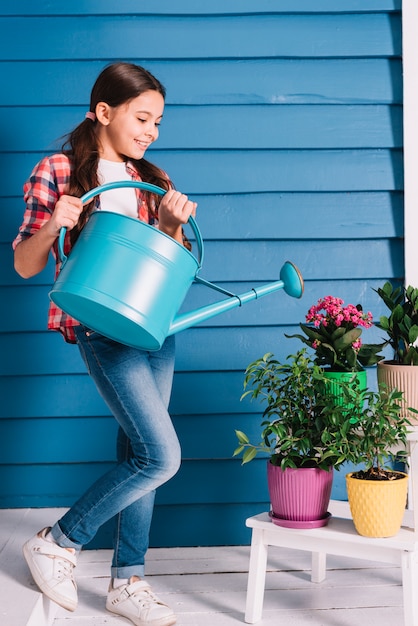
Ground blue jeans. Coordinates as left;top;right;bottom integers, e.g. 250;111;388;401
49;328;180;578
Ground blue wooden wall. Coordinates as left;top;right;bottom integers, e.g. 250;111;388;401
0;1;403;547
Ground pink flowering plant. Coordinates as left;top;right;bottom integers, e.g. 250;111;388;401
288;296;385;372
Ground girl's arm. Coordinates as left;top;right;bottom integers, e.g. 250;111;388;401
14;195;83;279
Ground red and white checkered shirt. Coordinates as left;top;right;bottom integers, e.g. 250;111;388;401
13;154;156;343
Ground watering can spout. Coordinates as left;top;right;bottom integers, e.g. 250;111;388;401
168;261;304;337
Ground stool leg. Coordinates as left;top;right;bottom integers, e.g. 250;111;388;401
311;551;327;583
245;529;268;623
401;550;418;626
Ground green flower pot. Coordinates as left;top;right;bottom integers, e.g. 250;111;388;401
323;370;367;408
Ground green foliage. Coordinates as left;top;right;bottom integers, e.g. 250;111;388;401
347;383;414;477
291;323;384;371
233;350;362;471
375;282;418;365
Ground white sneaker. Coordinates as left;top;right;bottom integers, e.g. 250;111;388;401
106;577;176;626
23;527;77;611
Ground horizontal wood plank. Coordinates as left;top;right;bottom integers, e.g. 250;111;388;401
156;149;404;194
0;1;401;16
0;59;402;106
191;191;404;240
0;413;267;464
0;372;258;418
0;14;400;60
0;458;270;506
1;105;403;153
149;502;265;547
1;149;403;198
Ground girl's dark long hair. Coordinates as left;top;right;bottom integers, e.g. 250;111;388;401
62;63;172;245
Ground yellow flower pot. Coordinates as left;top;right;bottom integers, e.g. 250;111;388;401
346;471;408;537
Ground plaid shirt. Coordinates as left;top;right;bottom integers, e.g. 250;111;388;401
13;154;155;343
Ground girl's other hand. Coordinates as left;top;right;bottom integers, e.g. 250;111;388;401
14;194;84;279
46;195;84;237
157;190;197;241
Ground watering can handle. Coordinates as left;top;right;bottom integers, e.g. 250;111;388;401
57;180;203;266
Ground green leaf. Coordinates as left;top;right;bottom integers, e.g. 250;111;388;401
333;328;361;350
235;430;250;444
233;445;244;457
298;324;324;342
409;325;418;344
242;448;257;464
392;304;405;324
331;327;346;340
377;315;390;331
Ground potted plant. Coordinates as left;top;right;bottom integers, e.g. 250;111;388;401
287;296;385;400
345;382;414;537
234;349;361;528
375;282;418;423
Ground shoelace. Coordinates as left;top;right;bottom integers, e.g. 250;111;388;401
56;557;75;581
131;587;164;609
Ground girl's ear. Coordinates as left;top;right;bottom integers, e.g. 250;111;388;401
95;102;111;126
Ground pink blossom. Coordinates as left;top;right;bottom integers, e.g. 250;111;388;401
306;296;374;332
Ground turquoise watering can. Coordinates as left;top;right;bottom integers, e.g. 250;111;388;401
49;181;304;350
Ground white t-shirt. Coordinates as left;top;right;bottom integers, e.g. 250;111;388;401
97;159;138;218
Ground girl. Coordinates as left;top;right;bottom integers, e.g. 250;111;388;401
13;62;197;626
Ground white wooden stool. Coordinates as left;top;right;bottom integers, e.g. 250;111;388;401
244;431;418;625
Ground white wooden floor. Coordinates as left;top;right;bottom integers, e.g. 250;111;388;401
0;507;405;626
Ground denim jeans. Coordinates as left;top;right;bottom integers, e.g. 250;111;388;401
49;327;180;578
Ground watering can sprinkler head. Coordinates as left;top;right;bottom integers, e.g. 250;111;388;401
280;261;304;299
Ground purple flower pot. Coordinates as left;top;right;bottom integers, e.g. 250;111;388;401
267;462;333;524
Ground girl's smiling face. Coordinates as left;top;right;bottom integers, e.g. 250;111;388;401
96;90;165;162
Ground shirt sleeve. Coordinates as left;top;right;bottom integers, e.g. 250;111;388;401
12;156;60;250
